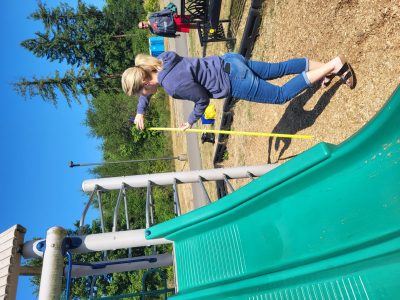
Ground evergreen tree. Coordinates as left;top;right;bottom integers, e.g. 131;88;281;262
29;0;104;31
14;69;81;106
22;0;108;68
22;0;146;70
14;67;120;106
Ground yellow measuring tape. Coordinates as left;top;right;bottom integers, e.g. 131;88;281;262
148;127;313;139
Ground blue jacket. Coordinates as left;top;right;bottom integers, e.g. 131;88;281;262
137;51;231;125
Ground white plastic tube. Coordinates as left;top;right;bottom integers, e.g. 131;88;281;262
23;229;171;259
82;164;276;192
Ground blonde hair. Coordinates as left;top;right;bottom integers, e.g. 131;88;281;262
121;54;163;97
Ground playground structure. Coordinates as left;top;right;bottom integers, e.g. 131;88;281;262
2;85;400;299
1;165;275;299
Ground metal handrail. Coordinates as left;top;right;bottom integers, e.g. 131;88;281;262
112;184;126;232
247;171;255;181
96;190;108;259
89;275;98;300
173;178;181;216
146;181;152;229
123;188;130;232
223;174;235;193
79;186;98;234
149;190;155;227
198;176;211;204
97;190;105;234
122;187;132;257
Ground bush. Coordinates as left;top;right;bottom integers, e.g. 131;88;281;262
143;0;160;14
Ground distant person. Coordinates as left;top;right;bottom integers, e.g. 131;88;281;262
121;51;355;130
138;9;197;38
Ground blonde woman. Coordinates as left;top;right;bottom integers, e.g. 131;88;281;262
122;51;355;130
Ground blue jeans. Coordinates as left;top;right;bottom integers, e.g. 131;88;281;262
222;53;311;104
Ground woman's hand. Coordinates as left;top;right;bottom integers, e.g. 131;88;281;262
134;114;145;130
179;122;192;131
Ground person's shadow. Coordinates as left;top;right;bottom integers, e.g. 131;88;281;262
267;80;342;163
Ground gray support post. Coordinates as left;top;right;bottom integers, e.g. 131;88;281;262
96;190;107;259
198;176;212;204
97;190;105;234
89;276;98;300
173;178;181;216
123;187;130;232
247;171;255;181
223;174;235;193
146;181;152;229
112;184;126;232
149;188;155;227
80;188;97;234
122;187;132;257
38;226;67;300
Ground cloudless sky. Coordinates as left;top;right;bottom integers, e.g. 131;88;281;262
0;1;105;298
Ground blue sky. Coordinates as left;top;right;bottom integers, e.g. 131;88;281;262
0;1;104;298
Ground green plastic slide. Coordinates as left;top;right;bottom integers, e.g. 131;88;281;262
146;86;400;299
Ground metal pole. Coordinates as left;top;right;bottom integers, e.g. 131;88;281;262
223;174;235;193
80;188;97;234
198;176;212;204
69;154;187;168
145;181;152;229
38;226;67;300
112;184;125;232
173;178;181;216
97;190;105;233
122;187;132;258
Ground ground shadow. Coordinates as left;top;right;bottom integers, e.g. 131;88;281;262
267;81;343;163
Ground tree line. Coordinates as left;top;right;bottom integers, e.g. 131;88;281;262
20;0;176;298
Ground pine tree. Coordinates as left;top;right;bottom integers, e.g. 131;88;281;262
13;67;120;106
22;0;108;68
29;0;104;31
